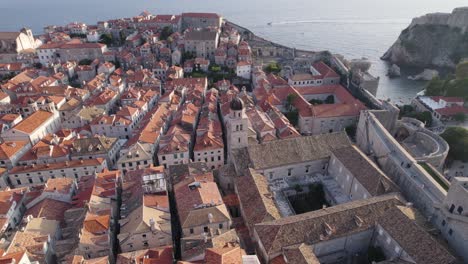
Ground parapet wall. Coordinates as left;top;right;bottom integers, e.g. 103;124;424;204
398;118;449;169
357;111;447;218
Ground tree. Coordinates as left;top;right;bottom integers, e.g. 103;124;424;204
119;31;126;44
182;51;196;62
454;112;467;122
99;33;113;46
160;26;173;41
264;62;281;74
413;111;433;126
324;95;335;104
286;93;297;111
345;124;357;140
78;59;93;65
285;110;299;127
110;60;121;69
455;61;468;79
441;127;468;162
309;99;323;105
209;64;221;73
33;62;43;69
69;33;86;39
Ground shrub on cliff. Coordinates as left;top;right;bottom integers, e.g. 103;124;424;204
425;76;468;100
456;61;468;79
441;127;468;162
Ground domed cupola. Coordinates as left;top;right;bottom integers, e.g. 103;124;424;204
230;97;244;111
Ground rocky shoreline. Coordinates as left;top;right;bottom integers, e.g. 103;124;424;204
382;7;468;69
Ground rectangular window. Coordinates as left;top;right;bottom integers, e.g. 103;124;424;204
190;228;194;234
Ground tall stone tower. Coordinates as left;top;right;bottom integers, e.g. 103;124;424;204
226;97;248;162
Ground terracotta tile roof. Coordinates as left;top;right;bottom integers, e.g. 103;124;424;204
25;198;72;223
83;256;110;264
282;244;320;264
117;246;173;264
0;141;29;160
430;96;464;103
93;170;119;198
71;175;95;208
158;125;191;154
0;189;25;215
83;214;110;234
312;61;340;79
182;13;221;19
44;177;75;194
235;169;280;231
234;132;351;170
378;206;457;264
175;177;230;228
435;105;468;117
12;110;54;134
332;146;399;196
6;231;49;262
60;41;105;49
9;158;105;174
144;194;169;209
194;132;224;151
292;85;367;118
19;140;69;162
0;251;28;264
255;195;403;256
0;113;20;123
205;245;243;264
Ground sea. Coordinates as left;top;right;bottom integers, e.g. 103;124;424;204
0;0;466;103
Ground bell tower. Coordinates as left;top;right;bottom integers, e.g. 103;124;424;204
226;97;249;162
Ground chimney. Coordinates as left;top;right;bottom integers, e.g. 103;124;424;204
208;213;213;223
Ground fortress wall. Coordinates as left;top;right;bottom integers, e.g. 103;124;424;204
410;7;468;32
357;111;447;218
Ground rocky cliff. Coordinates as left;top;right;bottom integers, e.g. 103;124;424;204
382;7;468;68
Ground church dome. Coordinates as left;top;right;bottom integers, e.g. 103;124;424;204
230;97;244;111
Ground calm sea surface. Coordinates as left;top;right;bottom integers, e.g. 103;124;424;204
1;0;466;102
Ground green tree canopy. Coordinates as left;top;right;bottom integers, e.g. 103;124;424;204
286;93;297;111
99;33;113;46
454;113;466;122
160;26;173;41
264;62;281;74
324;95;335;104
456;61;468;79
78;59;93;65
441;127;468;162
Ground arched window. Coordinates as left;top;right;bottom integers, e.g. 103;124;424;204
457;206;463;215
449;204;455;213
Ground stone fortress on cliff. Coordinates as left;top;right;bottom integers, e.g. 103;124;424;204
410;7;468;33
